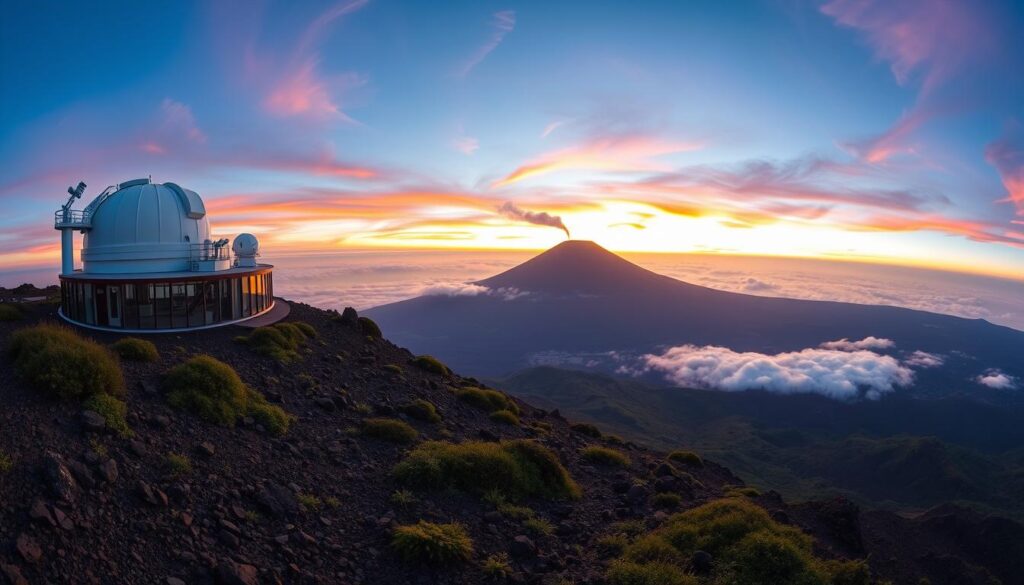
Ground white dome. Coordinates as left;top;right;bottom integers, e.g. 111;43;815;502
232;233;259;257
82;180;212;274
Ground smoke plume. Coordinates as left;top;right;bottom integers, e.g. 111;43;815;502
498;202;570;239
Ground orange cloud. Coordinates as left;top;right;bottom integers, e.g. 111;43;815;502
985;123;1024;215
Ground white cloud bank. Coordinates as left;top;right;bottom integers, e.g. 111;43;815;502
975;370;1018;390
640;337;917;400
904;350;944;368
819;336;895;351
419;283;527;301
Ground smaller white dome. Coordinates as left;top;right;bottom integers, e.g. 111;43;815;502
232;233;259;257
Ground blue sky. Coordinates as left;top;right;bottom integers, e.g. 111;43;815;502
1;0;1023;277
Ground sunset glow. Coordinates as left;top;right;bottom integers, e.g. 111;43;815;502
1;0;1023;282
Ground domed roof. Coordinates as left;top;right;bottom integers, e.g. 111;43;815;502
82;179;213;274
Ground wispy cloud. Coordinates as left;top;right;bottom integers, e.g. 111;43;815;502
453;135;480;155
986;121;1024;216
822;0;993;164
493;136;701;187
456;10;516;78
261;0;369;120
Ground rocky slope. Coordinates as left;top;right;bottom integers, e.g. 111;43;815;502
0;300;1020;584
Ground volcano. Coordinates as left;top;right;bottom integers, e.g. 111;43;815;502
366;241;1024;388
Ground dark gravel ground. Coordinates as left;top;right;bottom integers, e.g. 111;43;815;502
0;299;1019;585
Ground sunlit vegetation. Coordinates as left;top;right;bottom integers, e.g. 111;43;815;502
9;324;124;398
164;453;192;476
237;322;314;362
163;355;292;435
111;337;159;362
457;387;520;414
83;393;131;436
401;399;442;423
412;355;450;375
581;446;631;467
394;439;580;500
604;498;869;585
392;521;473;566
361;418;419;443
668;450;703;468
490;409;520;425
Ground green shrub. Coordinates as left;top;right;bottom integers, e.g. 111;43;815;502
0;304;23;321
412;355;450;375
165;453;192;476
606;560;695;585
581;446;631;467
9;324;124;398
651;493;682;510
401;399;441;423
457;387;519;415
571;422;602;438
164;355;291;434
482;553;512;579
394;439;580;500
725;486;762;498
390;489;417;509
293;321;317;338
83;393;131;436
362;418;418;443
297;493;322;510
358;316;382;338
490;409;520;425
597;534;629;558
497;502;534;520
384;364;404;375
0;450;12;473
392;521;473;566
240;322;313;362
249;399;292;436
605;498;865;585
523;517;554;536
667;450;703;468
111;337;159;362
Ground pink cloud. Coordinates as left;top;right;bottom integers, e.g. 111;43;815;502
985;122;1024;215
822;0;993;164
456;10;516;78
259;0;369;120
493;135;702;187
821;0;988;94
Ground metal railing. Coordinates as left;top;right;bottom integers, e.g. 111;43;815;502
188;242;232;271
54;209;92;228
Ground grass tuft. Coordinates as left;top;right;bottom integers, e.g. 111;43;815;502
83;393;132;437
457;387;519;415
489;409;520;426
238;322;313;363
401;399;442;423
412;355;450;375
394;439;580;501
392;521;473;566
163;355;292;435
165;453;192;476
581;446;631;467
570;422;602;438
9;324;124;398
0;304;23;321
358;316;382;338
667;450;703;468
362;418;419;443
111;337;159;362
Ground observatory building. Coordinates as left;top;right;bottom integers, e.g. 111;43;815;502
54;178;274;331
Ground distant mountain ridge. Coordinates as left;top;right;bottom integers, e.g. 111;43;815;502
367;241;1024;398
